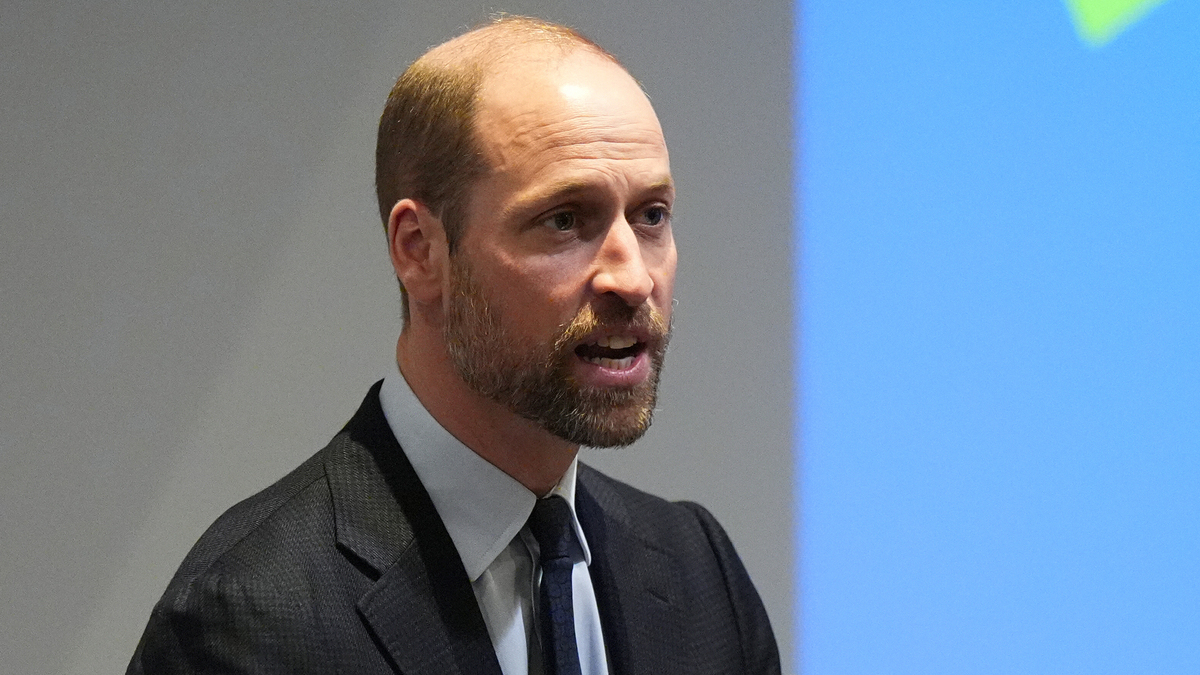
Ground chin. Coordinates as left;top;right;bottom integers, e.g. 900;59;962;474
547;398;656;448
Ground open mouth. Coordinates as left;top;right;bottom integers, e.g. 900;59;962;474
574;335;645;370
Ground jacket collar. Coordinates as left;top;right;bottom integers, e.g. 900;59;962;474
324;383;503;675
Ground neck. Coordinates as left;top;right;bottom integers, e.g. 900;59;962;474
395;328;578;497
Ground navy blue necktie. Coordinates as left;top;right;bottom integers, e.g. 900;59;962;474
528;496;583;675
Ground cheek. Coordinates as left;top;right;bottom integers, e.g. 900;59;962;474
490;258;583;329
650;244;678;305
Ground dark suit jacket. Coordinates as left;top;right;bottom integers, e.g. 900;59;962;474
127;383;780;674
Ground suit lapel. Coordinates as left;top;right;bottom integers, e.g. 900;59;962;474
576;468;688;675
356;535;500;675
325;385;502;675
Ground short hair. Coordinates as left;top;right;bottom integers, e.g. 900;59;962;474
374;16;621;320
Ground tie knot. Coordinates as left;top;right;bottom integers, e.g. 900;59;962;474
529;496;576;563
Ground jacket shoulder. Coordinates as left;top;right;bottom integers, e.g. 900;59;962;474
576;463;782;675
171;447;333;584
127;397;402;675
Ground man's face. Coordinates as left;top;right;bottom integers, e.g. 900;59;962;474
442;49;677;447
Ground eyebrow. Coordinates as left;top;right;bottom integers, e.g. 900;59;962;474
643;178;676;196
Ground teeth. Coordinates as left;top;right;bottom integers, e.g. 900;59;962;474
584;356;635;370
592;335;637;349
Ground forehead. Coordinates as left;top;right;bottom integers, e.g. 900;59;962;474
472;50;669;174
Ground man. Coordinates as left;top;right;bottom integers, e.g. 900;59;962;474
128;16;779;675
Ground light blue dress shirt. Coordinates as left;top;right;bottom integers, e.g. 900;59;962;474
379;363;610;675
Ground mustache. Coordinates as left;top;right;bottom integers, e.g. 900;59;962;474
553;301;670;353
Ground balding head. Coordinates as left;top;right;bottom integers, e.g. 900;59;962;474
375;17;623;248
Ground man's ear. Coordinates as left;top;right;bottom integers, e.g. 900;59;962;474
387;198;448;307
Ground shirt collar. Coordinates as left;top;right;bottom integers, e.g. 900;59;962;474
378;361;591;581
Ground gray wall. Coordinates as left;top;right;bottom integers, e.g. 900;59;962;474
1;2;795;673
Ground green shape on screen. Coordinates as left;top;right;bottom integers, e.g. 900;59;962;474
1065;0;1170;45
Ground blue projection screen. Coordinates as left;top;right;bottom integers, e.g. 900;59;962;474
799;1;1199;672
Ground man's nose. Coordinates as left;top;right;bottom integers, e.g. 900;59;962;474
590;220;654;307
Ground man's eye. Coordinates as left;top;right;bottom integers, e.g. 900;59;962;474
542;211;577;231
642;206;670;226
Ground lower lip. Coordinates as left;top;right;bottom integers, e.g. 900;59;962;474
573;349;651;387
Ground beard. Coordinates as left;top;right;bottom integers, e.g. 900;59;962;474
443;256;671;448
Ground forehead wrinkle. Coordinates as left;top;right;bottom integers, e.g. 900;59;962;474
496;139;669;176
483;117;667;172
